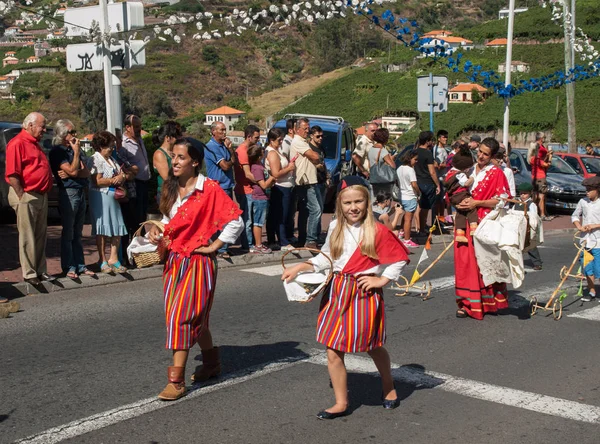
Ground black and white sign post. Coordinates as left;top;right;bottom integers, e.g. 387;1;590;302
65;1;145;132
417;75;449;135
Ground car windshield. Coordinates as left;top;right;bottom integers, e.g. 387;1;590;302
582;157;600;174
548;156;578;175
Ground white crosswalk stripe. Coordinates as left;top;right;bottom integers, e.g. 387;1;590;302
240;264;284;276
568;304;600;321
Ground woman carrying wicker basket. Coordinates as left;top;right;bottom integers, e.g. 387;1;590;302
148;138;243;401
282;176;410;420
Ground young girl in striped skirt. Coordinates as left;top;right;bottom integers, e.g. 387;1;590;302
148;139;243;401
282;176;410;419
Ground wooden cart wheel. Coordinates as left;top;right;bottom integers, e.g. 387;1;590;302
553;299;563;320
529;297;538;316
394;275;410;297
559;266;568;280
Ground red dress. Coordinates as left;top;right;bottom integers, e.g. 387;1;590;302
454;164;510;320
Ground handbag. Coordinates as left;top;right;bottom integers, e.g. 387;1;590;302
113;186;129;203
369;148;396;184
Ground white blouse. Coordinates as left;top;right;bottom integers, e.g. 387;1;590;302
160;174;244;244
309;219;407;281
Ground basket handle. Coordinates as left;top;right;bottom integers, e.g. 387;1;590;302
133;220;164;238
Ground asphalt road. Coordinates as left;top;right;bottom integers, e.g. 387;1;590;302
1;232;600;444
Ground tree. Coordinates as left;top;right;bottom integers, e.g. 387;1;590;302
471;88;483;105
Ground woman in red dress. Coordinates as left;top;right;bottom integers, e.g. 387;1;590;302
454;138;511;319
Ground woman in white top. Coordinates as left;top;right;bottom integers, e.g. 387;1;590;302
148;138;243;401
396;149;420;247
265;128;296;251
88;131;129;274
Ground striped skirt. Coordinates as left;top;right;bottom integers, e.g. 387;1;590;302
163;252;217;350
316;273;386;353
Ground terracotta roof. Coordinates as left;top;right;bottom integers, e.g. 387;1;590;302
0;76;7;81
423;30;452;37
439;36;473;44
449;83;488;93
5;51;16;54
205;106;245;115
486;38;508;46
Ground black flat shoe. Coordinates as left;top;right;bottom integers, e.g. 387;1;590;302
316;409;350;420
382;397;400;409
39;273;57;282
25;277;41;286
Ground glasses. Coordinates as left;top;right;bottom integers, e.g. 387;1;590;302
68;129;77;135
314;135;323;139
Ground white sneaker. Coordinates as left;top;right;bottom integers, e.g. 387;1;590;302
280;245;296;252
581;293;596;302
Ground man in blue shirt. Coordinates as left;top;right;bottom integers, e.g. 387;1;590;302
205;121;236;258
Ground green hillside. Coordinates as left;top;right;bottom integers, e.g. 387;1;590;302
279;38;600;144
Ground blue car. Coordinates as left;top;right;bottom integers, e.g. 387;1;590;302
272;114;355;210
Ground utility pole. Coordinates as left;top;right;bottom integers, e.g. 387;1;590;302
502;0;515;148
100;0;114;133
563;0;577;153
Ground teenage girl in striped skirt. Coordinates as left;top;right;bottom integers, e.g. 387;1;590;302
282;176;410;420
148;139;243;401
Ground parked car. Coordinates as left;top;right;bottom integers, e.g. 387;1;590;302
0;122;57;216
509;149;586;211
272;114;355;210
554;152;600;178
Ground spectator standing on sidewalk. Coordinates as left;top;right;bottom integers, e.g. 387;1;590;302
367;128;397;197
5;112;56;286
233;124;261;250
205;121;236;258
396;149;420;247
265;128;296;251
309;125;328;239
414;131;441;234
248;145;276;253
290;118;322;248
585;143;600;157
529;132;552;220
152;121;182;203
120;114;151;226
433;130;449;222
89;131;129;274
49;119;95;279
281;118;296;160
352;122;378;178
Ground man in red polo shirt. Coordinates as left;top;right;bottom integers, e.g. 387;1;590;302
5;112;55;285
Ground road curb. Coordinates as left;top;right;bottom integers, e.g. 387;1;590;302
0;249;317;299
0;228;576;298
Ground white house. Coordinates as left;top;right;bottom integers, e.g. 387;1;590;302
499;7;528;19
449;83;489;104
498;61;530;73
380;116;417;136
204;106;246;131
420;35;473;57
25;56;40;64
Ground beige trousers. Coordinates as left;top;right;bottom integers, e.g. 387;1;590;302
8;188;48;279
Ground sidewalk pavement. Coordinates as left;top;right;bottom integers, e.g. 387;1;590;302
0;213;575;299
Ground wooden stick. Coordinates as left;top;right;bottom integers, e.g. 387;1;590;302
544;247;581;309
413;240;455;283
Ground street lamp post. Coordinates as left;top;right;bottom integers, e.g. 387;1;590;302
502;0;515;149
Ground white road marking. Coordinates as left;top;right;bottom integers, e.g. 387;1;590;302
18;348;600;443
307;352;600;425
15;350;321;444
568;304;600;321
240;264;284;276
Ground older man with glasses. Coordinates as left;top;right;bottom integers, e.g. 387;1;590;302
5;112;55;286
49;119;95;279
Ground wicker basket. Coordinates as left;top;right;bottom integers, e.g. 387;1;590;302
281;247;333;303
131;220;165;268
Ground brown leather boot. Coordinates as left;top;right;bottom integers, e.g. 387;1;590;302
191;346;221;382
158;366;186;401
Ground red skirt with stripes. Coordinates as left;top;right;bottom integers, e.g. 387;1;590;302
316;273;386;353
454;230;509;320
163;252;217;350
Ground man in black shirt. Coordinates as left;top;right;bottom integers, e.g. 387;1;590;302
414;131;441;233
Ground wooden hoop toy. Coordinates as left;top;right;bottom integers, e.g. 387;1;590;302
530;231;586;320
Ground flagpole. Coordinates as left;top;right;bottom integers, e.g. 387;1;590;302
502;0;516;148
410;241;455;285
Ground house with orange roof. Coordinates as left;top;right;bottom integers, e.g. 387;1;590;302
423;30;453;38
0;76;9;90
420;34;473;56
449;83;489;104
2;56;19;68
4;51;16;57
26;56;40;64
486;38;508;48
204;106;246;131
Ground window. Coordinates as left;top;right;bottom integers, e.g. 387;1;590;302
564;156;582;174
228;116;232;121
451;93;458;100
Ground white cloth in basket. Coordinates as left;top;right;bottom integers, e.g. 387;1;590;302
127;234;158;261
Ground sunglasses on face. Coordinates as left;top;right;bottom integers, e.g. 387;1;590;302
68;130;77;135
314;135;323;139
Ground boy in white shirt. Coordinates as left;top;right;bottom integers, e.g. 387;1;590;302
514;182;543;271
572;176;600;302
